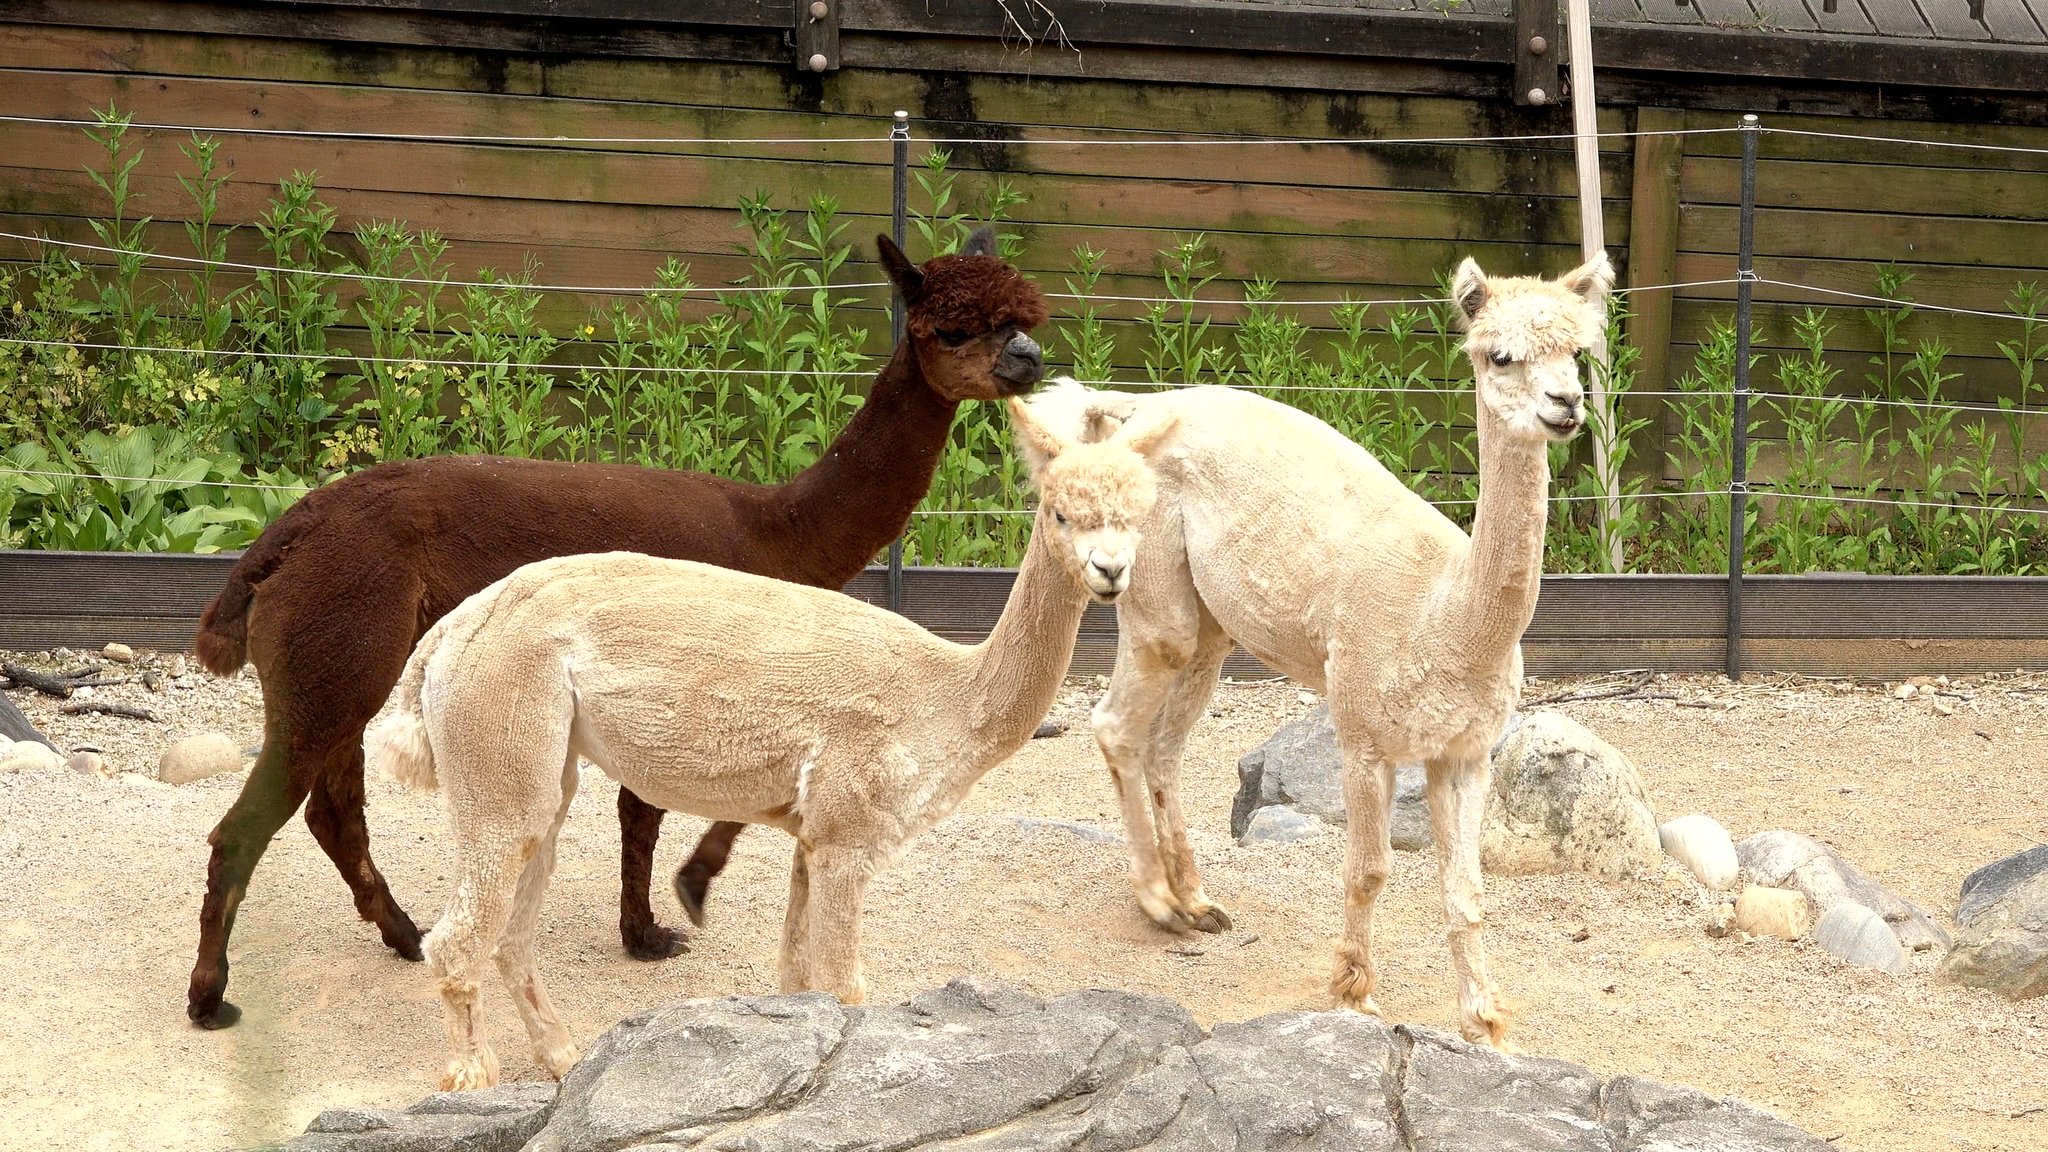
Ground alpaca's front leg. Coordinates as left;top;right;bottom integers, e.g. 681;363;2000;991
1143;628;1235;933
778;843;812;994
797;846;872;1004
1094;659;1194;930
1426;752;1515;1051
1329;737;1395;1017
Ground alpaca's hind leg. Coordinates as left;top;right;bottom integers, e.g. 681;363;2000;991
797;845;874;1004
426;829;531;1091
1327;717;1396;1017
1142;619;1234;933
187;738;315;1029
1426;752;1514;1051
778;843;812;994
304;745;423;960
494;753;582;1079
616;788;685;961
672;820;746;929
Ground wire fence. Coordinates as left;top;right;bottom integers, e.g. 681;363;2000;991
4;107;2047;627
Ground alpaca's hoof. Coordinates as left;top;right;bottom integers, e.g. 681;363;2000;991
1188;904;1233;934
534;1038;581;1079
1341;995;1384;1018
672;871;708;929
622;921;689;961
189;997;242;1030
382;916;425;962
1135;887;1189;932
1462;1003;1516;1052
439;1049;500;1092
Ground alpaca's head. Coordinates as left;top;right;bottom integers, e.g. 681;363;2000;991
877;227;1050;403
1008;395;1179;602
1452;252;1614;444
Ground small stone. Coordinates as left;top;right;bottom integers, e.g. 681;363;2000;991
73;685;96;701
1932;700;1956;717
158;732;245;785
1892;683;1917;700
1815;902;1907;975
142;669;165;692
1031;719;1068;739
67;751;109;779
101;642;135;663
1238;804;1324;845
1734;885;1812;941
1705;905;1737;938
1659;813;1740;890
0;741;63;775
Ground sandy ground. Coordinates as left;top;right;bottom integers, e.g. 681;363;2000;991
1;654;2045;1152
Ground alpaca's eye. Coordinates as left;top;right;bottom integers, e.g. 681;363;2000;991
1054;511;1068;526
937;329;969;346
1489;350;1514;367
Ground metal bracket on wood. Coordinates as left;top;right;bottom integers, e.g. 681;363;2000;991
1512;0;1564;107
794;0;839;73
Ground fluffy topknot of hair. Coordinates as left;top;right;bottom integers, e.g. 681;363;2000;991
909;253;1049;338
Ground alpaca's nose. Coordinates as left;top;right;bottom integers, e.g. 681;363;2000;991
1088;553;1127;582
996;333;1044;387
1545;382;1583;406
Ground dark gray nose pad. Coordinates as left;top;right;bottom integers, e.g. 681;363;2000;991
1007;333;1043;366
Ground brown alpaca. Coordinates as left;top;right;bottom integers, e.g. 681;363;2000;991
185;228;1047;1029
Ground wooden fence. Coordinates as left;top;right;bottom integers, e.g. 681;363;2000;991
2;1;2047;490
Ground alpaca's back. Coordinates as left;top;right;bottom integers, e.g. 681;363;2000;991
403;551;963;829
1052;385;1468;681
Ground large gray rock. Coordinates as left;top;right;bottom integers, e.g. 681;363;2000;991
1736;831;1950;953
1957;844;2048;928
1482;712;1662;879
247;979;1828;1152
1940;867;2048;1000
1231;707;1509;853
1238;804;1324;845
243;1083;555;1151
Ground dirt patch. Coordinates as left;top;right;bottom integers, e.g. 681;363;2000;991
1;656;2043;1151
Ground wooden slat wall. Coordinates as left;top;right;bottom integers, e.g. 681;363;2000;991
3;9;2048;487
0;14;1626;393
1655;108;2048;486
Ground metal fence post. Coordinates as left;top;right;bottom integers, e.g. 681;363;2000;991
887;109;909;614
1725;112;1759;680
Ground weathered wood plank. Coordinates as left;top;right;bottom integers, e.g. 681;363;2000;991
1686;0;1763;26
1977;0;2046;40
0;64;1635;201
1683;154;2048;220
1671;250;2048;313
1682;107;2048;171
1917;0;1996;39
1671;297;2031;359
1636;0;1710;25
1860;0;1935;35
1597;23;2048;93
1748;0;1821;30
1623;108;1685;478
1680;204;2048;267
1808;0;1881;31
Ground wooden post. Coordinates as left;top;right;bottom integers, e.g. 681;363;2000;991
1564;0;1620;571
1624;106;1686;481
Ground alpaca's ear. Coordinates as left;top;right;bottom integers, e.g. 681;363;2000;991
1114;410;1182;460
1451;258;1489;325
1078;404;1125;445
1557;251;1615;304
876;234;924;303
962;226;999;258
1008;396;1071;477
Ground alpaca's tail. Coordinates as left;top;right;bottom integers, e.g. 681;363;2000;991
194;498;316;674
366;620;447;792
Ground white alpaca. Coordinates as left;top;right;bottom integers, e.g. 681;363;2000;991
368;397;1178;1091
1037;253;1613;1049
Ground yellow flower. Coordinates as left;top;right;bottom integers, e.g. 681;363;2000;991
583;324;596;337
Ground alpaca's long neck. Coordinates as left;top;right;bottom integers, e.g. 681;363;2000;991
775;350;958;587
1429;409;1552;671
954;509;1088;765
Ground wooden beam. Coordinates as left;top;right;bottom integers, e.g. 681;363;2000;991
1623;106;1684;481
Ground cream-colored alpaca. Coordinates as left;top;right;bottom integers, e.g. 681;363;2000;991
1040;253;1613;1050
367;397;1176;1091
